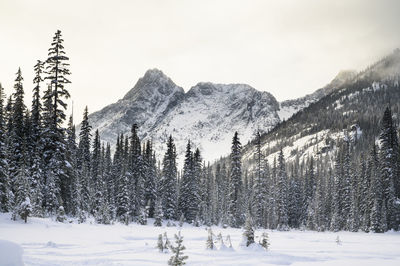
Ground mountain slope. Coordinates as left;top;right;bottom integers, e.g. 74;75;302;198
86;70;280;165
86;69;185;146
278;70;357;121
150;82;280;163
242;49;400;168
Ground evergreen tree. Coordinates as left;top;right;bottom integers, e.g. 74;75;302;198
276;149;289;230
178;140;195;222
66;115;78;215
154;196;163;226
13;159;31;222
164;232;171;250
129;124;145;218
4;96;14;212
144;140;157;217
31;60;44;143
242;214;255;247
378;107;400;230
215;163;228;226
190;148;202;222
10;68;27;184
252;131;267;227
168;231;188;266
30;60;45;216
0;83;10;212
157;234;164;252
359;155;370;231
341;141;352;230
18;196;32;223
45;30;71;127
259;232;270;251
56;206;66;222
206;228;215;250
331;148;343;231
77;107;91;213
161;135;178;220
104;143;114;219
42;30;71;213
92;129;102;217
228;132;243;227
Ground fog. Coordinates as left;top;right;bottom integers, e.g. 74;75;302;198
0;0;399;119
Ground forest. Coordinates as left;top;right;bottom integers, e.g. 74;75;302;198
0;30;399;235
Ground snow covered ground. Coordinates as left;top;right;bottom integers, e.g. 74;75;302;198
1;213;400;266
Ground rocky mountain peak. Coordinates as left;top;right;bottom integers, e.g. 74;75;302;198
123;68;183;100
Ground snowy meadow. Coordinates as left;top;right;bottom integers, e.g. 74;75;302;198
1;213;400;266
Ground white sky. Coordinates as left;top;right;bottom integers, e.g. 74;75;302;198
0;0;399;121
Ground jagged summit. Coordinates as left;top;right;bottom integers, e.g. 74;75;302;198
187;82;273;97
123;68;183;100
86;69;279;164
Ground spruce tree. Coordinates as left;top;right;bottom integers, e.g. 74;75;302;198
228;132;243;228
42;30;71;213
157;234;164;252
242;214;255;247
168;231;188;266
144;140;157;217
116;134;130;224
13;159;31;222
92;129;102;216
190;148;202;222
104;143;115;219
65;115;78;215
276;149;289;230
341;141;352;230
128;124;145;218
252;131;266;227
77;107;92;214
378;107;399;230
31;60;45;216
10;68;27;183
161;135;178;220
45;30;71;127
331;149;343;231
0;83;10;212
31;60;44;142
359;156;370;231
154;196;163;226
216;162;229;227
259;232;270;251
178;140;194;222
206;228;215;250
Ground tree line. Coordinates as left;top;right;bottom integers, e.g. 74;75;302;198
0;30;399;233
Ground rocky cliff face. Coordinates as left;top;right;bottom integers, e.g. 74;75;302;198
87;69;185;146
86;50;400;166
86;70;280;165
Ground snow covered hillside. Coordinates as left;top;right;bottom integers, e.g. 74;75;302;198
278;70;357;121
85;69;280;165
1;213;400;266
242;49;400;168
84;65;364;166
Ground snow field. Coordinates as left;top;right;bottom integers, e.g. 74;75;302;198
1;213;400;265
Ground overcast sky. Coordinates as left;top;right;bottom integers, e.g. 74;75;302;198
0;0;399;120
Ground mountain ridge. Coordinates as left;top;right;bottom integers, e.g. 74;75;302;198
85;70;280;165
84;49;400;166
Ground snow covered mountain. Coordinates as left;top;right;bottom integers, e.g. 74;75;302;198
87;69;185;145
86;69;280;165
278;70;357;121
86;49;400;166
242;49;400;168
